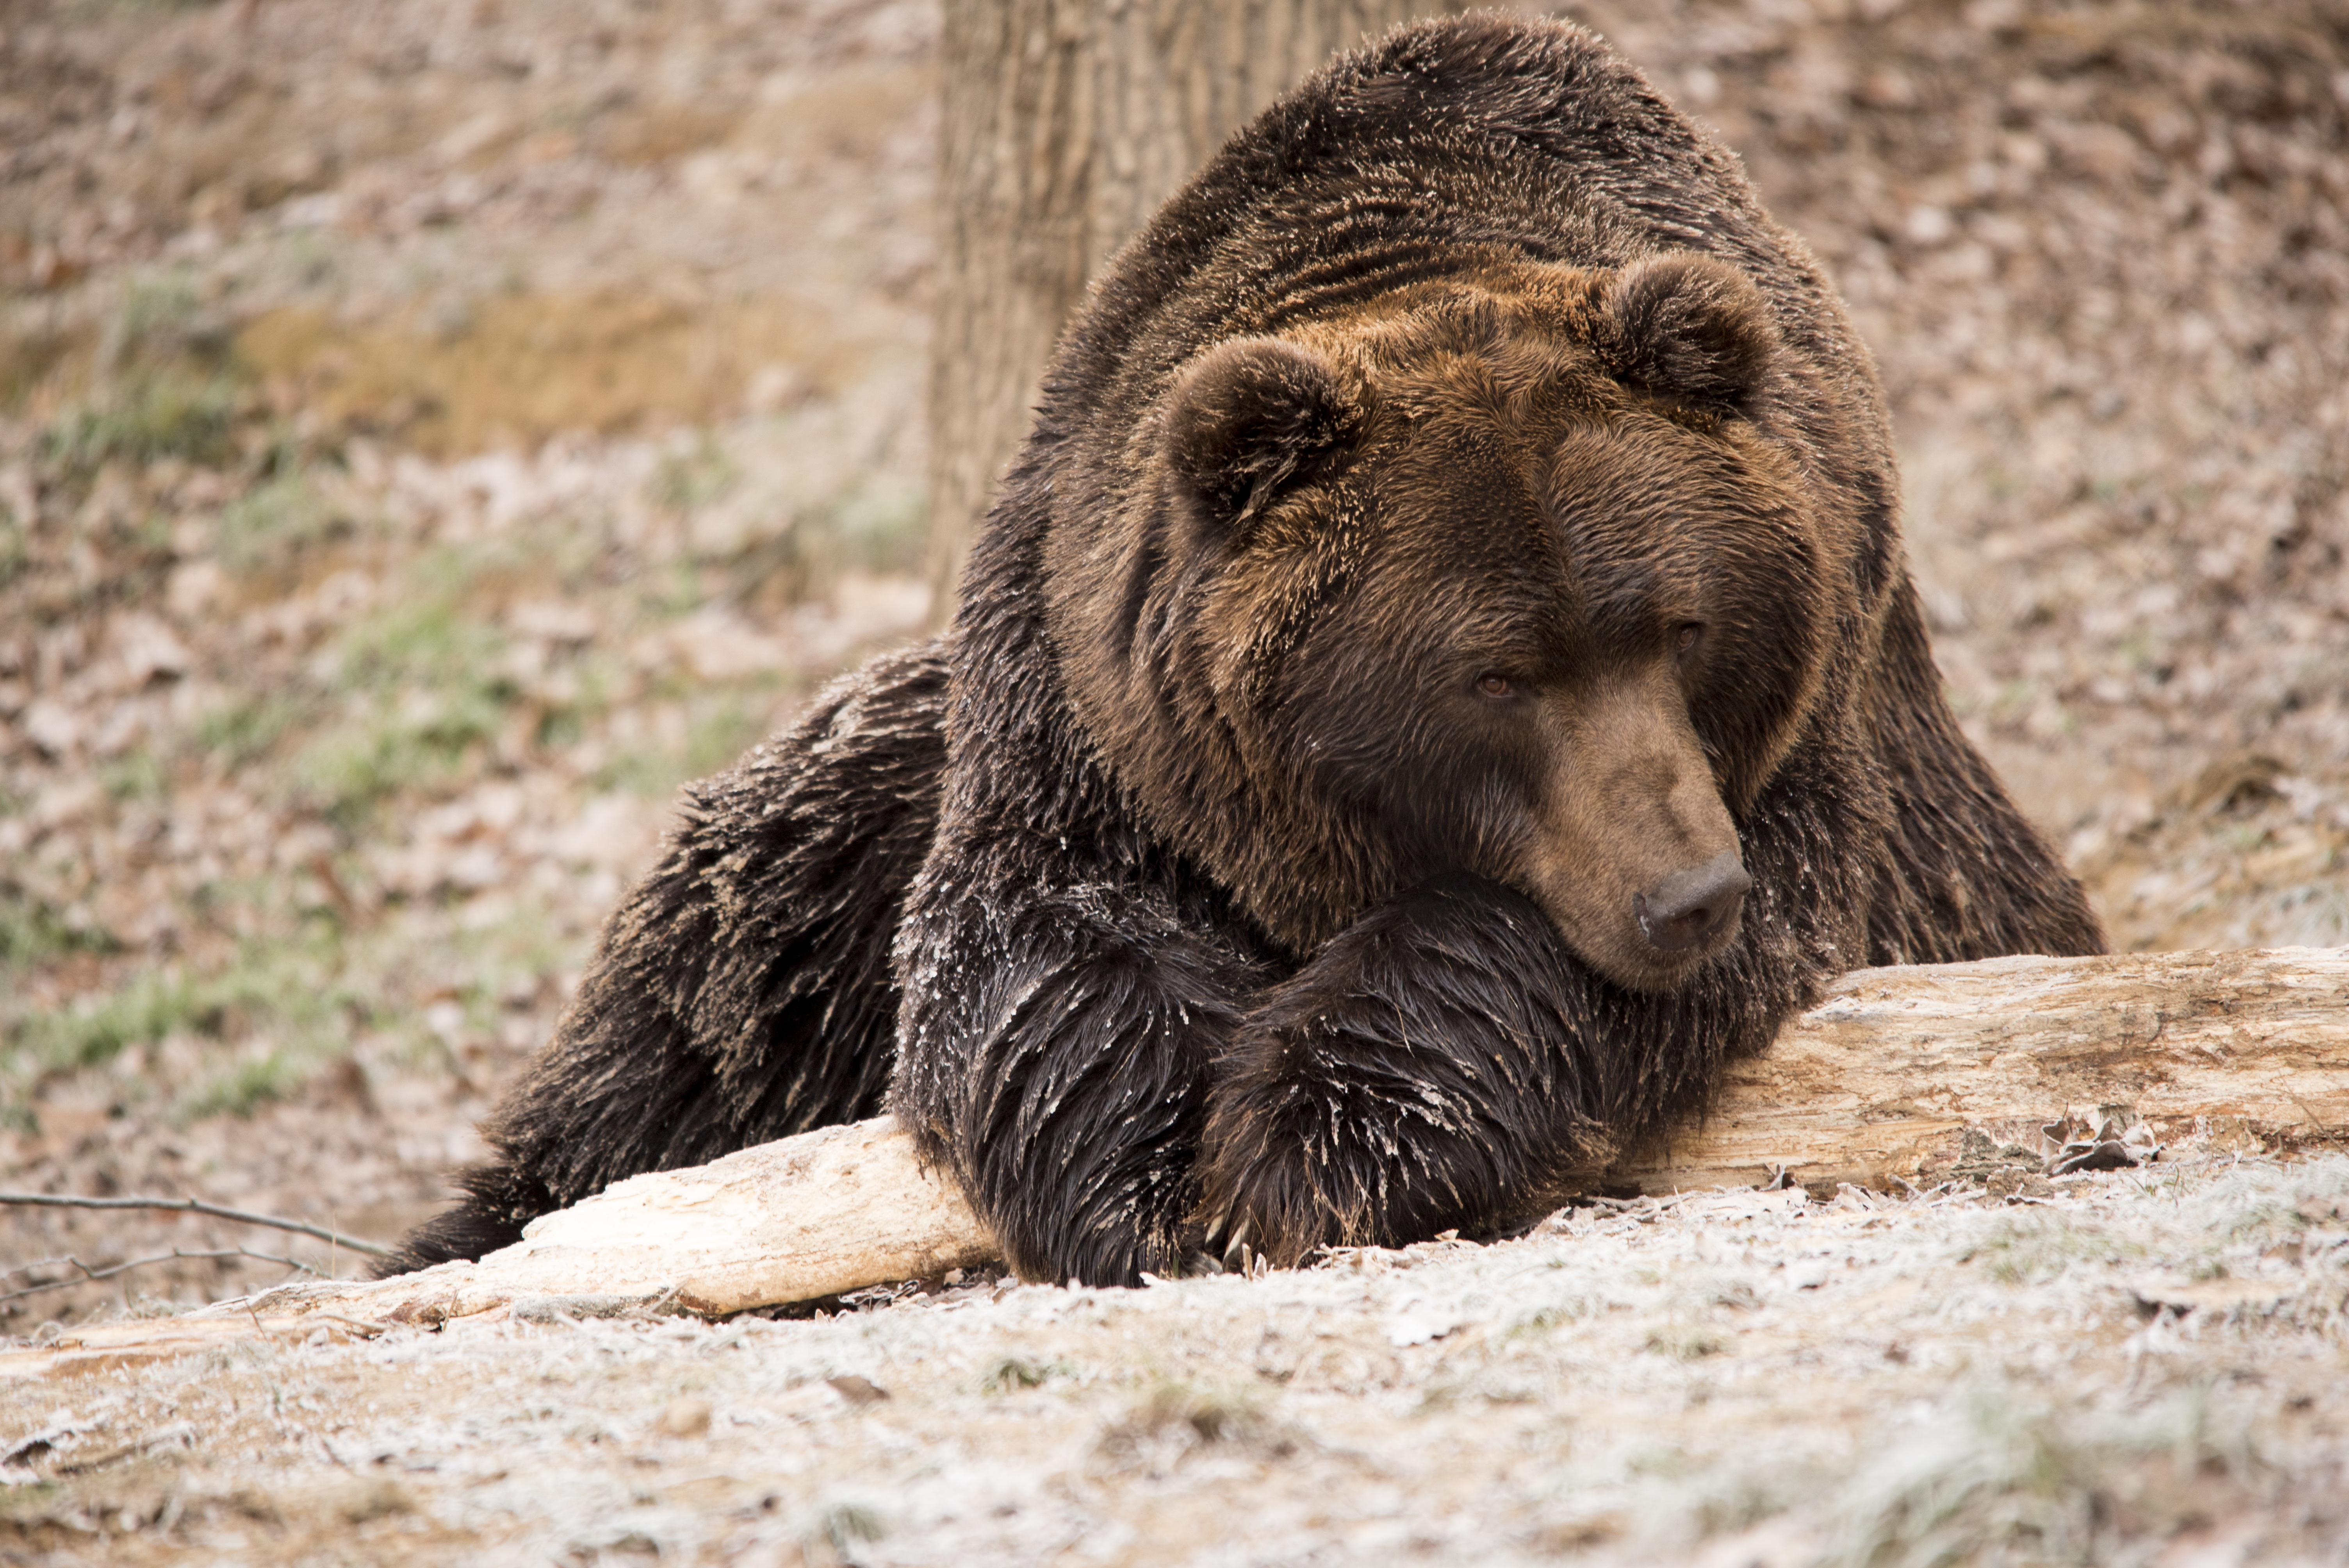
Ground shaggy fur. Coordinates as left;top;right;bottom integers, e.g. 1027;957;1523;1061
385;16;2101;1285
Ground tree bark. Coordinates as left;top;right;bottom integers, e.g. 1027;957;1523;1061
925;0;1464;618
8;949;2343;1380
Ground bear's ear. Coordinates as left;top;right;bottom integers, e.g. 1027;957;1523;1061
1592;253;1780;412
1163;337;1364;529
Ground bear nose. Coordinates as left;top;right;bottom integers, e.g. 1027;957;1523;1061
1633;851;1752;953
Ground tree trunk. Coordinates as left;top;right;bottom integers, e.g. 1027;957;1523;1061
925;0;1463;618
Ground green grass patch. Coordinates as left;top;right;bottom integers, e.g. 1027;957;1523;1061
325;554;508;686
41;372;242;477
1112;1383;1274;1448
292;682;512;828
99;268;232;370
1508;1297;1599;1336
0;508;25;589
982;1355;1065;1393
812;1502;888;1556
5;937;334;1080
178;1046;312;1121
820;476;927;576
1;893;571;1119
100;748;171;804
0;885;116;968
723;476;929;604
1824;1389;2247;1568
216;470;356;570
647;435;741;514
36;267;252;485
592;678;786;798
196;690;310;770
680;686;780;779
288;555;523;824
1644;1325;1728;1361
1958;1213;2141;1285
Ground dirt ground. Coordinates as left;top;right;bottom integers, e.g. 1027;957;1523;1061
2;0;2345;1561
4;1154;2348;1566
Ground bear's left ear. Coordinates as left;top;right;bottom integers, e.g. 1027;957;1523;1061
1592;253;1780;412
1162;337;1364;530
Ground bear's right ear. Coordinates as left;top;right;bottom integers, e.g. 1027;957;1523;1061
1592;253;1780;412
1162;337;1364;531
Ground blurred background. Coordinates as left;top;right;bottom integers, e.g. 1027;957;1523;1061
2;0;2343;1325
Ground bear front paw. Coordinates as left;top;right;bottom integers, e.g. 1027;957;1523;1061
1192;872;1599;1268
1194;1064;1369;1270
1194;1005;1468;1269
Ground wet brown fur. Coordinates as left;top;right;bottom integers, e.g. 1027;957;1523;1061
389;16;2101;1285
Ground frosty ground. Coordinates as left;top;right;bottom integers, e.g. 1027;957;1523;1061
5;1154;2347;1566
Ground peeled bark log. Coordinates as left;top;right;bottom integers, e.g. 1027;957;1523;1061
7;948;2343;1381
366;1116;998;1318
1620;946;2349;1197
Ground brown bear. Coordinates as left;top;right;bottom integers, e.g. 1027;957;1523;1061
383;14;2102;1286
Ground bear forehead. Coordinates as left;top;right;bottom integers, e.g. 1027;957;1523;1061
1290;273;1621;415
1374;410;1801;590
1273;274;1793;536
1249;306;1804;602
1199;305;1821;676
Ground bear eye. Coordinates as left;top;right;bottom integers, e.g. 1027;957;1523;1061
1475;672;1515;700
1674;622;1705;658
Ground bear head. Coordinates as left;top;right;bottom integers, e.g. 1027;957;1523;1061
1046;251;1866;994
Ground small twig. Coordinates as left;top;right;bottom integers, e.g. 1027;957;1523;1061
2292;1094;2339;1142
0;1192;389;1256
0;1247;324;1307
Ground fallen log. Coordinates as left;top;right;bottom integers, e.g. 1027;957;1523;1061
6;947;2343;1379
1625;945;2349;1196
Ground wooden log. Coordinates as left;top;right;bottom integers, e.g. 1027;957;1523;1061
1621;946;2349;1197
5;948;2343;1381
0;1119;994;1381
374;1115;998;1319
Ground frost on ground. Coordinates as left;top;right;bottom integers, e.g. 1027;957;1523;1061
3;1154;2346;1566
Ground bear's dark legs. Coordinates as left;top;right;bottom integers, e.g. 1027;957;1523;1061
891;522;1275;1288
893;868;1264;1286
1195;874;1635;1265
378;641;950;1276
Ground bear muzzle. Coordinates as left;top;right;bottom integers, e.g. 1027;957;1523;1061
1514;665;1750;991
1633;850;1752;953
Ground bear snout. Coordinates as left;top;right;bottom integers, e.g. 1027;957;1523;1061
1633;850;1752;953
1516;661;1748;989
